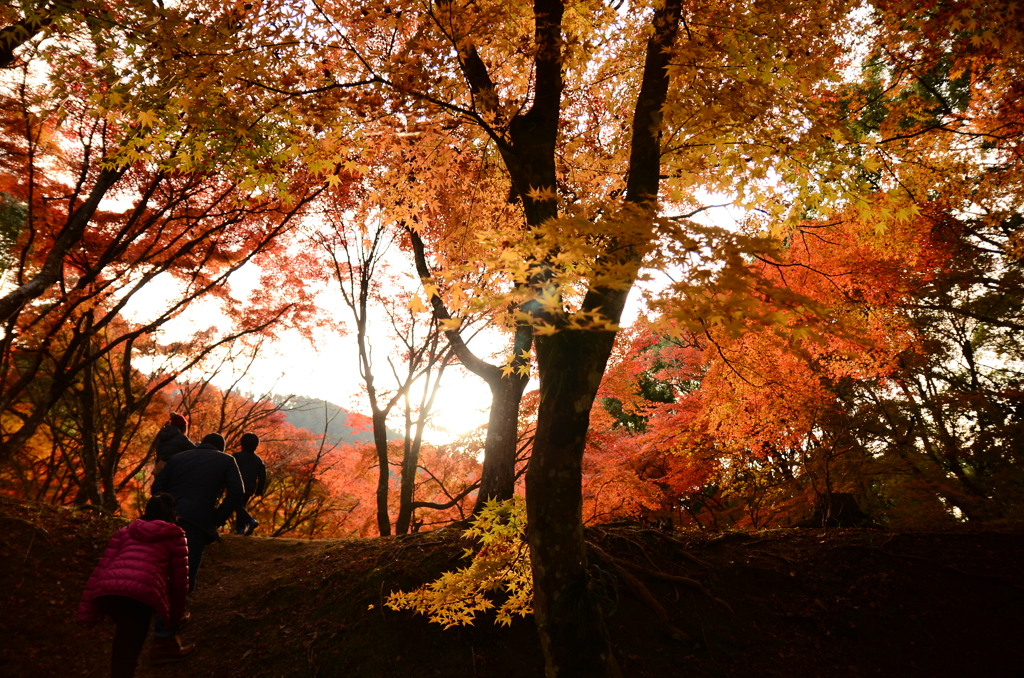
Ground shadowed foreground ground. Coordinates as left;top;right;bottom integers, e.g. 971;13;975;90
2;497;1022;677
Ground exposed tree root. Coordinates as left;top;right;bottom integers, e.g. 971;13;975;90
643;530;713;568
588;542;691;642
706;532;755;547
0;511;52;540
590;540;734;614
740;545;798;566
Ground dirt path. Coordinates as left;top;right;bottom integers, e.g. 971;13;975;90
136;533;342;678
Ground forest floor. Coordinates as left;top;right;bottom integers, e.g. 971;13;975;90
2;496;1023;678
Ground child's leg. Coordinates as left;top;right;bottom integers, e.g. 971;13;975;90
99;595;153;678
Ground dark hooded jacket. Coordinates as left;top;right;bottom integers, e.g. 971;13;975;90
233;450;267;498
152;442;245;541
154;424;195;463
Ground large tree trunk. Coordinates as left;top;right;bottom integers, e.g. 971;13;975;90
521;0;681;672
439;0;680;671
527;329;622;677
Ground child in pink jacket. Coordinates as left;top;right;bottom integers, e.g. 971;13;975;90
78;493;193;676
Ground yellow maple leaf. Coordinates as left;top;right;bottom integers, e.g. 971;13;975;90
408;296;427;313
136;109;158;128
525;185;558;202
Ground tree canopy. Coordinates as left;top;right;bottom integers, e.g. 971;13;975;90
1;0;1022;675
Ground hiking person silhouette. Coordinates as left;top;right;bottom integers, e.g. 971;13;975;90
232;432;267;535
78;492;194;675
152;432;245;592
151;413;195;477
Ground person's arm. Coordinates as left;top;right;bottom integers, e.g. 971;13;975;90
77;528;126;626
255;458;267;497
212;456;246;527
151;460;171;494
166;529;190;626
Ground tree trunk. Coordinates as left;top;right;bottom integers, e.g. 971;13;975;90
372;410;392;536
74;340;102;508
527;329;621;678
407;228;531;514
522;0;681;671
395;403;426;534
395;440;419;534
472;366;529;514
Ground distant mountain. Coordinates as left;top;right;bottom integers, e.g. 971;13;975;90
280;395;402;446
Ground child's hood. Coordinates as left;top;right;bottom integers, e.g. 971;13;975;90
126;519;182;543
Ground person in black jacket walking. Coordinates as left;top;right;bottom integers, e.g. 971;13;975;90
151;414;195;477
151;432;245;591
233;433;267;536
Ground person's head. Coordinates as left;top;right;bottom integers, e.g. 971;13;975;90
169;413;189;434
143;492;177;523
240;432;260;453
201;433;225;451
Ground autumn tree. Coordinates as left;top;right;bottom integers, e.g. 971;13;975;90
0;0;346;479
311;195;472;535
0;1;340;325
835;0;1024;521
203;0;868;672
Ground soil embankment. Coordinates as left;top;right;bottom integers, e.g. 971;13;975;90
2;497;1022;677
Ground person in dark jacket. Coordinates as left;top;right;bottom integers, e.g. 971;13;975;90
78;493;194;675
152;413;195;476
233;432;267;536
151;432;245;592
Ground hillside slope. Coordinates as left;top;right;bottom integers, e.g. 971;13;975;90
2;497;1022;677
280;395;402;446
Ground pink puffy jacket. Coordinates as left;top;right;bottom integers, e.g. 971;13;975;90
77;519;189;627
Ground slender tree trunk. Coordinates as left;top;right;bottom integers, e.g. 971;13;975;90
395;396;423;535
74;335;102;508
100;420;126;513
408;229;531;514
472;369;529;513
372;409;392;536
395;439;419;534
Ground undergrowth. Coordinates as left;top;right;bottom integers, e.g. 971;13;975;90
386;497;532;627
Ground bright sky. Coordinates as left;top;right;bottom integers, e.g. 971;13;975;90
119;200;742;445
236;322;501;444
120;263;503;444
